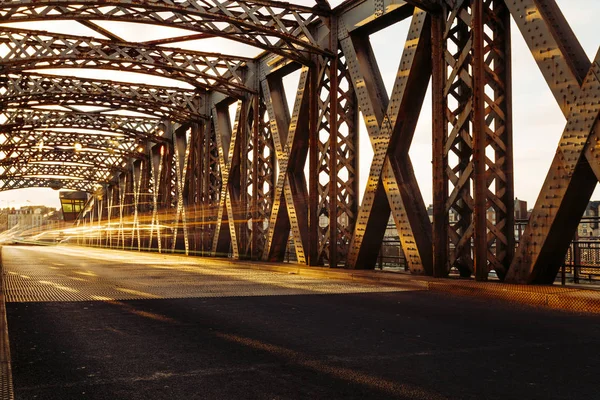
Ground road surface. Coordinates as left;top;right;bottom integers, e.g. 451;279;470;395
3;245;599;399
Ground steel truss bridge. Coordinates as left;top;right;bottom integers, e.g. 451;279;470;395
0;0;597;285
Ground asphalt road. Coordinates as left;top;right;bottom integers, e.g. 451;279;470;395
4;246;600;400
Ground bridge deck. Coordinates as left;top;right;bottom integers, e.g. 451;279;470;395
2;245;600;399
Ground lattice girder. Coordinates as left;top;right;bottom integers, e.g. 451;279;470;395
0;73;206;121
0;176;98;192
0;0;329;63
0;27;253;97
1;109;165;139
0;147;137;171
0;163;113;183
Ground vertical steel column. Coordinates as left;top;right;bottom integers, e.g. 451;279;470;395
186;122;203;254
251;93;275;259
172;126;190;254
118;173;126;249
250;94;261;259
472;0;487;280
308;60;321;266
106;185;114;248
95;196;102;247
480;0;514;280
328;50;339;268
132;160;142;251
150;145;164;253
333;47;359;267
432;1;474;277
433;0;514;279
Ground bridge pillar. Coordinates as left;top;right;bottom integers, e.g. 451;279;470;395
432;0;514;280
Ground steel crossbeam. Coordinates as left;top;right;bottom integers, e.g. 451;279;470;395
1;109;165;139
0;0;329;64
0;130;142;156
0;176;98;192
0;27;253;97
0;73;206;121
0;163;112;183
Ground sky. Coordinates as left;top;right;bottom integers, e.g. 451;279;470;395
0;0;597;211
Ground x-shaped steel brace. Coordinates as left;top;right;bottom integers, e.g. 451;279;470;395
149;144;166;253
341;9;433;273
261;67;312;263
505;0;600;283
131;160;143;251
211;100;245;258
171;127;191;255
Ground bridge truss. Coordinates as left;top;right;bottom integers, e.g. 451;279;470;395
0;0;597;284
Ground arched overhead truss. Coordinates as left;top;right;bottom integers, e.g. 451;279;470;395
0;28;254;97
0;73;206;121
0;164;114;185
0;0;330;63
1;109;166;139
0;130;146;159
0;176;101;193
0;148;141;171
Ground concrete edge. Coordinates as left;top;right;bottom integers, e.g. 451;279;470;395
0;247;14;400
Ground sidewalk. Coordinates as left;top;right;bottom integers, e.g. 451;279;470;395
221;258;600;314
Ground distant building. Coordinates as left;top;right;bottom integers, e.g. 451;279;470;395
2;206;62;233
579;201;600;238
8;208;44;231
514;198;528;220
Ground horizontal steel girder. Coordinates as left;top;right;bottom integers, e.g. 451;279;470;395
0;163;114;184
0;73;206;121
1;109;165;139
0;176;99;192
0;27;253;97
0;147;138;170
0;130;143;157
0;0;328;63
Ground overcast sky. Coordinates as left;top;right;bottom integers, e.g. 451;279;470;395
0;0;597;211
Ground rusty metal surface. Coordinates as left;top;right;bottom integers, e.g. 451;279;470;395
0;73;206;121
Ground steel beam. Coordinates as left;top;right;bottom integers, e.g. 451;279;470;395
342;8;433;273
0;27;253;97
505;0;599;283
261;68;311;263
0;0;328;63
0;73;206;121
